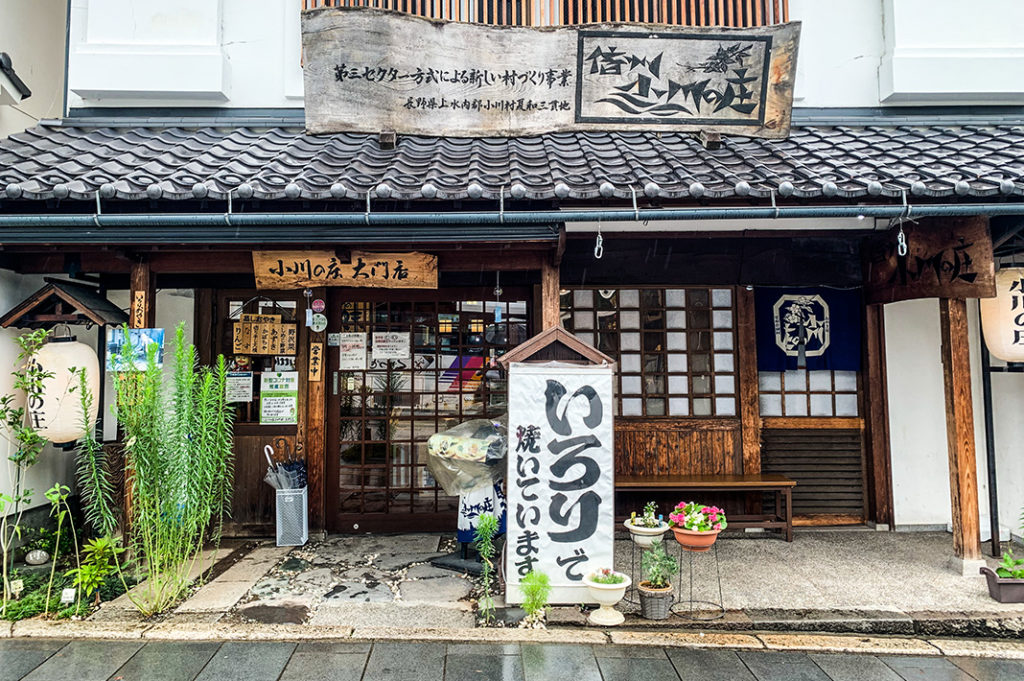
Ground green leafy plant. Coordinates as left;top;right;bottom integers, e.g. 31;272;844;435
0;329;51;615
668;501;728;532
43;484;80;616
641;539;678;589
629;500;664;529
74;367;118;537
474;512;499;624
112;323;235;616
588;568;626;585
519;570;551;628
997;550;1024;580
67;536;125;606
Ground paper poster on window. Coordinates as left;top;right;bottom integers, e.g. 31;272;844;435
505;362;615;605
371;331;411;361
260;371;299;425
338;332;367;370
225;372;253;403
106;328;165;371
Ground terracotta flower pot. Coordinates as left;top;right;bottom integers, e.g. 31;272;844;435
671;526;721;552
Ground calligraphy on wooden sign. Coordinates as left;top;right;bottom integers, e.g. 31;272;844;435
864;216;996;304
309;342;324;382
302;8;800;138
232;313;298;356
131;291;147;329
252;250;438;290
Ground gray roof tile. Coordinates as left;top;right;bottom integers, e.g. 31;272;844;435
2;121;1024;202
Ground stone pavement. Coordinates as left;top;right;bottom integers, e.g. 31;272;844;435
3;638;1024;681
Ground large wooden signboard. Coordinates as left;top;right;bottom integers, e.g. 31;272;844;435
864;216;996;304
506;363;614;605
253;250;438;290
302;7;800;138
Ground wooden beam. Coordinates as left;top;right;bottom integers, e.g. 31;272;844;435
736;286;761;475
939;297;982;561
305;287;327;534
540;258;560;330
863;303;894;526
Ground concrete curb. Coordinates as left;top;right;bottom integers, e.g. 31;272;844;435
11;619;150;639
928;638;1024;659
0;621;11;638
349;626;609;645
609;631;764;649
144;622;354;641
758;633;941;656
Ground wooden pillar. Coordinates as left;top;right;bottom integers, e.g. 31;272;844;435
939;297;982;561
863;304;894;527
305;287;327;534
129;261;155;329
540;258;560;330
736;286;761;475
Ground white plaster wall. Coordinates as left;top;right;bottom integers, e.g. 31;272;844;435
0;0;68;137
101;289;195;441
885;298;995;538
0;270;80;513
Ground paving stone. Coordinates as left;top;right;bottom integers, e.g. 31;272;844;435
951;656;1024;681
597;656;679;681
0;639;68;681
249;574;294;598
294;567;335;588
592;644;668;659
323;581;395;603
106;641;221;681
193;641;296;681
930;639;1024;659
296;641;372;654
375;552;446;571
444;653;525;681
279;557;311;572
176;580;254;612
21;639;143;681
810;653;908;681
447;643;521;656
400;576;473;604
235;602;311;624
405;563;459;580
667;649;756;681
737;651;833;681
881;656;976;681
363;641;445;681
279;651;368;681
336;566;393;582
521;644;602;681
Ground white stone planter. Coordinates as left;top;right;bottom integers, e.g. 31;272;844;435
623;519;670;547
582;571;631;626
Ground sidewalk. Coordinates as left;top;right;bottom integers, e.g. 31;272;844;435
2;637;1024;681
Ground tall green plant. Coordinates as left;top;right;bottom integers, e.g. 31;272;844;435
43;484;79;616
113;323;234;615
519;570;551;628
0;329;51;615
74;367;118;537
474;512;499;624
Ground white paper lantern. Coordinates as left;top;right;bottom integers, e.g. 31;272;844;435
30;336;100;443
981;267;1024;362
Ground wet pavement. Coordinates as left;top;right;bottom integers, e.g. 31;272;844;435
2;638;1023;681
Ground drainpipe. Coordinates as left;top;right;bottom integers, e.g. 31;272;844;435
979;321;1002;557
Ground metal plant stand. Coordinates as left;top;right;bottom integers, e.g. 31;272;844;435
622;536;640;605
669;540;725;621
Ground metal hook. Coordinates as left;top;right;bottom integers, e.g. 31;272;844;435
365;191;371;225
499;184;505;224
594;220;604;260
225;192;233;226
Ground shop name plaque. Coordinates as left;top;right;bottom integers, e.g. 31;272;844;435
253;250;438;290
302;7;800;138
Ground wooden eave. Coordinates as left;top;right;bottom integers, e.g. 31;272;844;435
497;325;615;369
0;278;128;329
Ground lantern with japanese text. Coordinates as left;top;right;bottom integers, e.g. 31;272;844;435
30;334;100;443
981;268;1024;362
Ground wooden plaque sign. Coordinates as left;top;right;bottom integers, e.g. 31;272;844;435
253;250;438;290
232;313;298;356
864;216;996;304
302;7;800;138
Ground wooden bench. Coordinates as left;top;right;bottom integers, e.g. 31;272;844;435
616;473;797;542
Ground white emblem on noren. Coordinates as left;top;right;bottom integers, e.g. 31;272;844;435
772;294;830;357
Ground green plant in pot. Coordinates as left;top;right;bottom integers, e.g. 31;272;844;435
980;507;1024;603
623;500;670;547
638;539;678;620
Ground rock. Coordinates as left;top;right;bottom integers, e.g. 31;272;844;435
399;576;473;604
323;582;394;604
336;566;391;583
375;552;445;571
235;603;310;625
294;568;334;589
279;557;311;572
404;564;456;580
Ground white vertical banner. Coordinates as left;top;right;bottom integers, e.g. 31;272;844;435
505;362;614;605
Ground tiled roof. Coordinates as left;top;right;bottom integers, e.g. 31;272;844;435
3;120;1024;203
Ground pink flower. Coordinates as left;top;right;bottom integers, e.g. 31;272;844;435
713;523;722;530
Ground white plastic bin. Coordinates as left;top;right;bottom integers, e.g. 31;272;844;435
276;486;308;547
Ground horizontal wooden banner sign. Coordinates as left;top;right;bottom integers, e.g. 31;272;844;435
302;7;800;138
863;216;996;305
253;250;438;290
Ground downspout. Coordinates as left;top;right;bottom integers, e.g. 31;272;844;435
979;319;1002;557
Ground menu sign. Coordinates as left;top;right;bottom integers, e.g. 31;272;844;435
232;314;298;356
338;332;367;370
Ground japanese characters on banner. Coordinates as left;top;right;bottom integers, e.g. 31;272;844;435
506;363;614;605
981;268;1024;362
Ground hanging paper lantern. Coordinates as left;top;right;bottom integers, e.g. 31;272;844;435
29;335;100;443
980;267;1024;362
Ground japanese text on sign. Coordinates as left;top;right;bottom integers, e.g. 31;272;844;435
252;250;438;290
506;363;614;605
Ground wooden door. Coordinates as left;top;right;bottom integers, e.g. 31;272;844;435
210;290;308;536
326;287;531;533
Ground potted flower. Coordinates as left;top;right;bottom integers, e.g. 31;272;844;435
623;500;670;547
638;539;678;620
980;550;1024;603
582;567;631;626
668;501;727;552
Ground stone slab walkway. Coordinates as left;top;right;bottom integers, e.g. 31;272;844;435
3;637;1024;681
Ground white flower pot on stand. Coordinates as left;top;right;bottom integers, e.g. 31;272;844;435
582;572;631;626
623;519;670;547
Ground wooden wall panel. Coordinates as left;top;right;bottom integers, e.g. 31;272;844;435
761;428;865;519
614;417;741;476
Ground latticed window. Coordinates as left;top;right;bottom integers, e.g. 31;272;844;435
757;370;859;417
560;287;738;417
